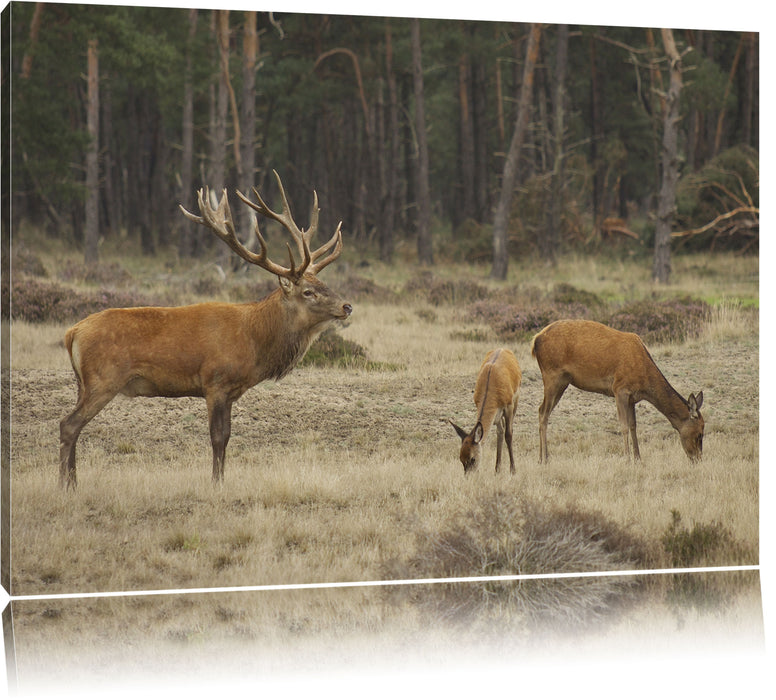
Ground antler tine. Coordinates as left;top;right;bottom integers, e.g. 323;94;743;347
309;222;343;274
180;188;293;279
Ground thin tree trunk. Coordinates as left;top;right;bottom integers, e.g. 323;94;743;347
544;24;568;264
411;18;433;266
84;38;99;265
491;24;541;280
213;10;230;266
180;8;197;257
239;11;257;258
20;3;44;79
380;19;399;262
653;28;683;284
458;41;476;226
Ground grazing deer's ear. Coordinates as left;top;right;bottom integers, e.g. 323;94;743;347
688;391;703;417
449;419;469;441
473;422;484;444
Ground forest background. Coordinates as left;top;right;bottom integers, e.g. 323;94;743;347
6;1;759;279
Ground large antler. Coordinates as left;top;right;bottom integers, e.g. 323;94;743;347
179;171;343;280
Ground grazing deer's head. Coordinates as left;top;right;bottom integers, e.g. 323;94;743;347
679;391;704;461
450;420;484;473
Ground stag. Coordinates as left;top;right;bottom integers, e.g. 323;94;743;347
530;319;704;462
449;348;522;474
59;171;352;488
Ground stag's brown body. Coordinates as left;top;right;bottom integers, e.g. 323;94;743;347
530;319;704;462
60;172;351;488
450;348;522;474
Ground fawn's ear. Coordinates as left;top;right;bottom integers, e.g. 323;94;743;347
449;420;469;441
688;391;704;417
473;422;484;444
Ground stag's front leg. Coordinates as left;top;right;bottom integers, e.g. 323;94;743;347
207;396;233;483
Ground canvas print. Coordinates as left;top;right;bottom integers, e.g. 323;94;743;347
0;1;762;694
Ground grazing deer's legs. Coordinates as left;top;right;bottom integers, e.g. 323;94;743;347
59;387;117;489
504;409;516;474
615;392;640;460
495;417;504;472
538;376;569;463
207;396;233;482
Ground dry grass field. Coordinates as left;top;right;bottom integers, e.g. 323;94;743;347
5;243;761;692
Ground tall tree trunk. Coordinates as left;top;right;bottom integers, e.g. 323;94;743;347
84;38;99;265
411;18;433;266
544;24;569;264
653;29;683;285
380;19;399;262
213;10;230;266
589;33;605;229
180;8;198;258
742;32;756;148
457;40;476;228
239;11;258;258
491;24;541;280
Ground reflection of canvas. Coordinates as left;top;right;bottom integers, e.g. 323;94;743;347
6;573;765;694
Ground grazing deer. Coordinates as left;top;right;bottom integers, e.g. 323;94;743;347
530;319;704;463
59;171;352;489
449;348;522;474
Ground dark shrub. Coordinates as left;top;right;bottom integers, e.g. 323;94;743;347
661;510;752;568
7;277;155;323
552;283;604;308
404;272;490;306
464;300;590;341
607;297;710;344
299;328;368;368
58;260;133;286
388;493;651;629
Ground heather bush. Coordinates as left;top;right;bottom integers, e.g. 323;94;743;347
7;277;156;323
12;247;48;277
299;328;370;369
390;493;651;629
607;297;710;344
58;260;134;286
403;272;490;306
464;299;590;341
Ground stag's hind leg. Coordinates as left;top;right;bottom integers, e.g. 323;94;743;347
59;385;117;489
207;395;233;483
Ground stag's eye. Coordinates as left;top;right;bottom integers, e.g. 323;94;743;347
303;289;317;299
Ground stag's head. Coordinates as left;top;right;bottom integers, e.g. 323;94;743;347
679;391;704;461
450;420;483;474
180;171;352;328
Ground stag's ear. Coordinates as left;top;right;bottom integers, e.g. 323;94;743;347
278;276;294;294
449;420;469;441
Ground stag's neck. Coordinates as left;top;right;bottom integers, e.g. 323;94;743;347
250;290;317;381
641;356;690;428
